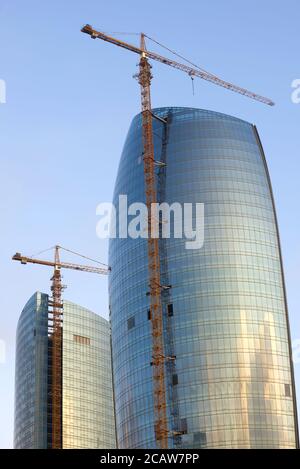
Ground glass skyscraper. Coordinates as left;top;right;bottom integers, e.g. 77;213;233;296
109;107;298;448
14;292;116;448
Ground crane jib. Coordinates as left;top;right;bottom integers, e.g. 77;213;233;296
81;24;275;106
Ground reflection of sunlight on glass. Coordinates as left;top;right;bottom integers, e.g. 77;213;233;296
0;339;5;364
0;79;6;104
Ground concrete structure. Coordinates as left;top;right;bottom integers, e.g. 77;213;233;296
109;107;298;448
14;292;116;448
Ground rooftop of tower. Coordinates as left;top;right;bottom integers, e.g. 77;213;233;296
131;106;252;128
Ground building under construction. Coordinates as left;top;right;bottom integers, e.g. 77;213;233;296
14;292;116;449
80;26;298;448
108;107;299;448
13;24;299;449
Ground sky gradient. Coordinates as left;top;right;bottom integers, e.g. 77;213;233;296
0;0;299;448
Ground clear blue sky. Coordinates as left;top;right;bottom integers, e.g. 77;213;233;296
0;0;299;448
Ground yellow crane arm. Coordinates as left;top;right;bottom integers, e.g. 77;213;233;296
81;24;274;106
12;252;109;275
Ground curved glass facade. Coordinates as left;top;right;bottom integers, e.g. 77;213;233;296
14;292;49;449
62;301;116;448
14;293;116;448
109;107;298;448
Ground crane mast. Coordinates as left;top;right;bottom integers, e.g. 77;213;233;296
81;24;274;449
12;246;108;448
138;33;168;447
50;246;63;448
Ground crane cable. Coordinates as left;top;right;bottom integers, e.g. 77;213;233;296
58;245;109;267
144;33;220;79
29;246;56;258
102;31;140;36
95;30;220;80
30;245;108;268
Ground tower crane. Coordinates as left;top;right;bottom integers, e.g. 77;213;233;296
12;245;109;449
81;24;274;448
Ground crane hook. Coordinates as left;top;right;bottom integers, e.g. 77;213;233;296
191;75;195;96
